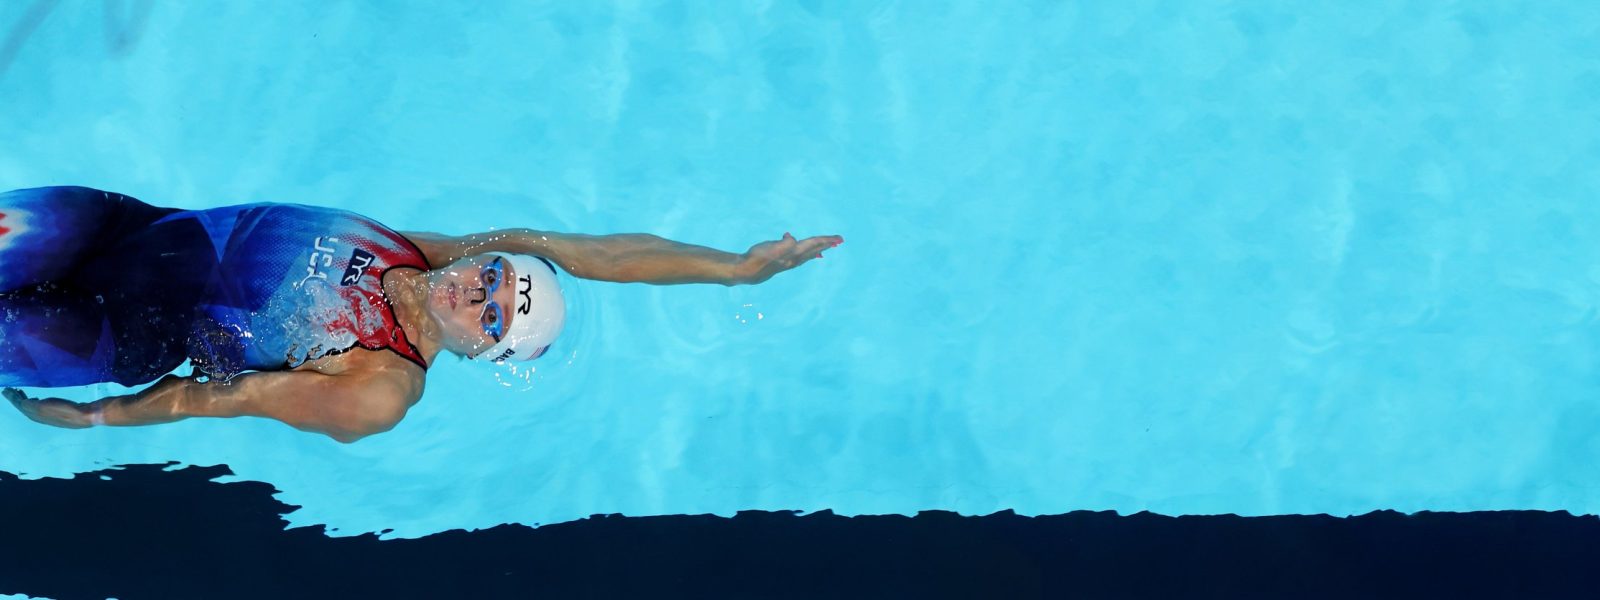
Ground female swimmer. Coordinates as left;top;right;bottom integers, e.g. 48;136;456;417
0;186;841;442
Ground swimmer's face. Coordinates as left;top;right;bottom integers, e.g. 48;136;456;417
424;254;518;357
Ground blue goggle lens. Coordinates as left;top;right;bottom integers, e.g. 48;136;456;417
480;258;506;341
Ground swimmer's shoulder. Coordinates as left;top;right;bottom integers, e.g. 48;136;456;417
292;347;427;407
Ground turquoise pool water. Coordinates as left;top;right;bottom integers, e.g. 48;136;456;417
2;0;1599;542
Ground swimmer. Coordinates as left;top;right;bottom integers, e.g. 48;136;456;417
0;186;842;442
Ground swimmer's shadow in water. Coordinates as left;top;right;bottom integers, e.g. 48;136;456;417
0;463;1595;599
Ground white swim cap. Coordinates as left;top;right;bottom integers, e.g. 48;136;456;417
476;252;565;363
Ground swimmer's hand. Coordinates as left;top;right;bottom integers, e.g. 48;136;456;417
4;388;96;429
733;233;843;285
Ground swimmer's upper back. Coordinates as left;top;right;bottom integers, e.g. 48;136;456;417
148;203;432;380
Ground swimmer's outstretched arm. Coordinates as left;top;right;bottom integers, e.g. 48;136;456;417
4;369;419;444
403;229;843;286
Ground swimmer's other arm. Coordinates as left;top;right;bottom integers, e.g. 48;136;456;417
403;229;843;286
85;370;416;443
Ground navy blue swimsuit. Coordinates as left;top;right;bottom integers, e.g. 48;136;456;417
0;186;431;388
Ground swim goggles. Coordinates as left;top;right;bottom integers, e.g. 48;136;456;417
477;257;506;342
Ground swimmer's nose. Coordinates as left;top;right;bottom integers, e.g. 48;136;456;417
468;287;487;304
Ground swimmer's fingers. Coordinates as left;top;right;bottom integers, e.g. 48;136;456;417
2;387;24;404
796;233;843;258
783;234;843;267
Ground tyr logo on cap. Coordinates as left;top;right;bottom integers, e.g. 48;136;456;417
517;275;533;315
